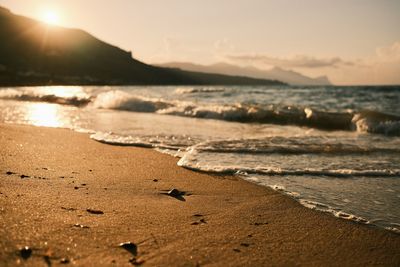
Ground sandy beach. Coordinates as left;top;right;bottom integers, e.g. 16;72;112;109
0;123;399;266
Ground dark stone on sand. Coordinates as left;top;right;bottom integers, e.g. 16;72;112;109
233;248;241;253
193;214;203;217
60;258;70;264
20;174;29;179
129;257;145;266
86;208;104;214
153;179;158;182
168;188;182;197
20;246;32;259
81;183;87;186
59;176;65;178
167;188;186;197
74;186;79;190
119;242;137;256
192;218;207;225
240;243;250;247
5;171;14;175
160;188;187;201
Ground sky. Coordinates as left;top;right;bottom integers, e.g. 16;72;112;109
0;0;399;85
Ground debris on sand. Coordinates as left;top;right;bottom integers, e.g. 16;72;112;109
191;217;207;225
73;223;90;229
20;174;30;179
129;257;145;266
160;188;188;201
20;246;32;259
86;208;104;215
60;257;70;264
119;242;137;256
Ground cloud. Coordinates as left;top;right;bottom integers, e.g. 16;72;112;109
375;41;400;62
226;54;354;69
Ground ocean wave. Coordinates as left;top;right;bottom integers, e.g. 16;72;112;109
0;88;91;106
89;90;400;134
91;132;400;178
174;87;226;94
191;137;400;155
177;160;400;177
2;88;400;136
91;90;172;112
352;110;400;136
90;131;198;151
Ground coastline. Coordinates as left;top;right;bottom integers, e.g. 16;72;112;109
0;123;399;266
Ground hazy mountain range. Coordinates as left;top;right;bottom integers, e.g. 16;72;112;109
0;6;283;86
157;62;332;86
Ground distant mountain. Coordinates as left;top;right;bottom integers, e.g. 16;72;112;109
0;6;284;86
158;62;332;86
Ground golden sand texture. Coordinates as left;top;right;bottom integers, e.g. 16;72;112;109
0;124;399;266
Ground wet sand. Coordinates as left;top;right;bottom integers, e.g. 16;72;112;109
0;123;399;266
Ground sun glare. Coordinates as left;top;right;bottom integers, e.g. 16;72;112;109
42;9;60;25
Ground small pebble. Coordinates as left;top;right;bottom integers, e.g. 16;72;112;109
73;223;89;229
20;246;32;259
60;258;70;264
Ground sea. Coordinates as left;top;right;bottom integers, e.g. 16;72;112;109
0;85;399;233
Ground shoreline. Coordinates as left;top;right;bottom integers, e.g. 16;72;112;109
1;123;399;266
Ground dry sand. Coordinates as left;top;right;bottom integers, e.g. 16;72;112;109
0;123;399;266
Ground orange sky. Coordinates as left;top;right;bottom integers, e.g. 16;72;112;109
0;0;399;85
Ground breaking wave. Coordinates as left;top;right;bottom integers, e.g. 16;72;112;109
0;88;91;106
90;90;400;135
1;88;399;136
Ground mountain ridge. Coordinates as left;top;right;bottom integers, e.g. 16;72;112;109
157;62;332;86
0;6;284;86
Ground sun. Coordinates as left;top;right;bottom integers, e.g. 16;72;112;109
41;9;60;25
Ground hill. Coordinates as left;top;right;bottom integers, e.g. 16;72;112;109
158;62;332;86
0;6;284;86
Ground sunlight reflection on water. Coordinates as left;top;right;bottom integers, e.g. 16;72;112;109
26;103;63;127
